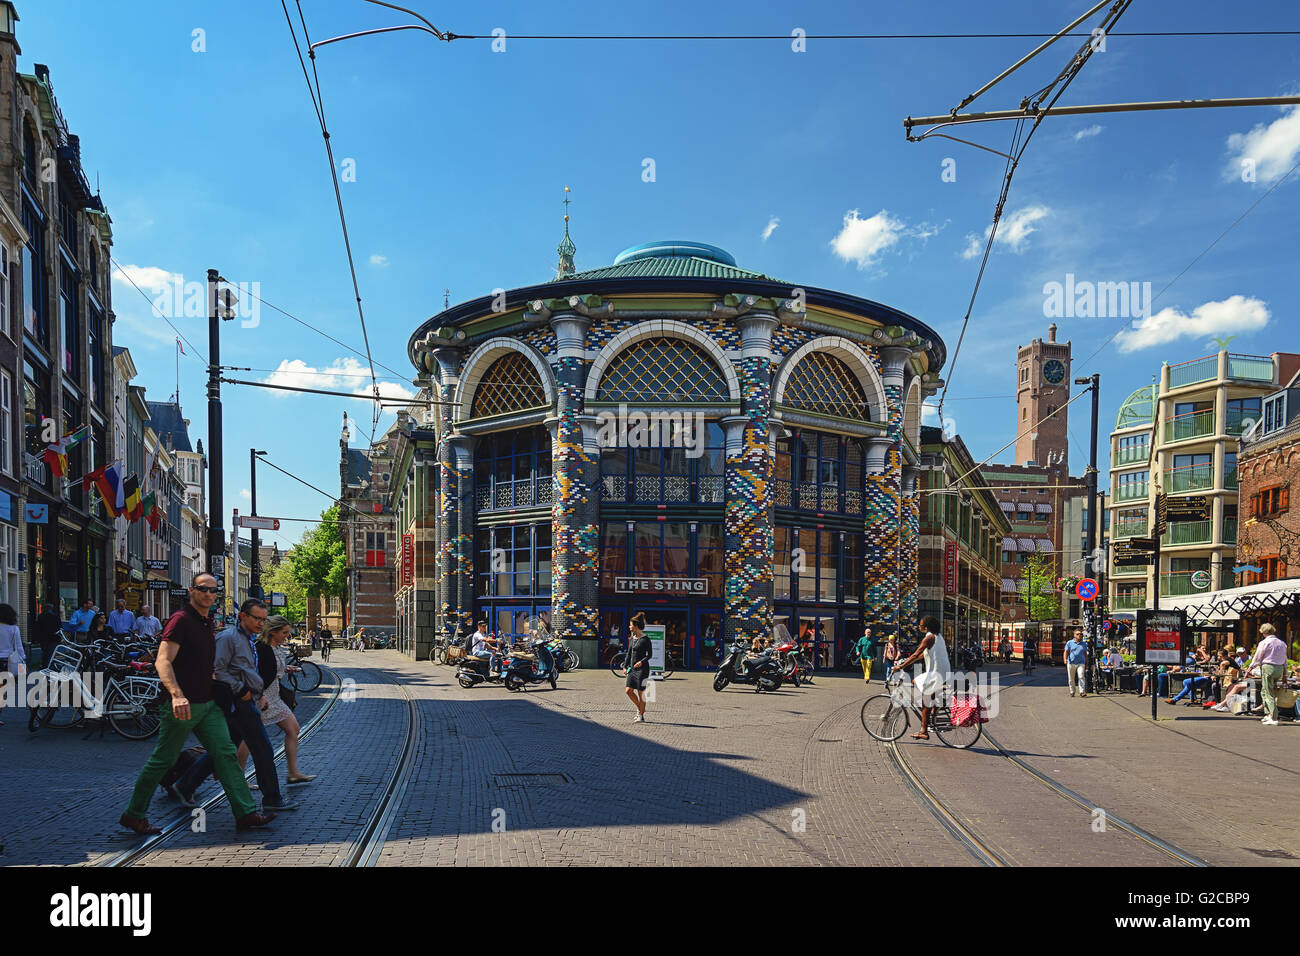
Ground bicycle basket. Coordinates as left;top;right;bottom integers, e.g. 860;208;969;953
45;645;84;675
950;694;988;727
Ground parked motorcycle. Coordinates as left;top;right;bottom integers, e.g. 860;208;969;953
455;640;507;689
501;640;560;691
713;641;783;693
770;636;804;688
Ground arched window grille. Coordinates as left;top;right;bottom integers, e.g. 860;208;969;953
596;338;728;404
784;352;872;421
471;353;546;419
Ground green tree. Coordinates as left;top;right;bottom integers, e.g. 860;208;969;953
261;559;307;623
1016;551;1062;621
289;505;347;601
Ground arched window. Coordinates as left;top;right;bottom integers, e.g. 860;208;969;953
470;353;546;419
596;338;728;403
783;353;871;421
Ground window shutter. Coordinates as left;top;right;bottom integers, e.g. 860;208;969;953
1281;486;1290;512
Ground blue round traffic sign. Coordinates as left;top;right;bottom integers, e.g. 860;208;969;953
1076;578;1098;601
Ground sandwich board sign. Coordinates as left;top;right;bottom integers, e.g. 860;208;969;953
644;623;666;679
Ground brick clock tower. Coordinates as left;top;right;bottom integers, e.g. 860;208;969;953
1015;324;1071;469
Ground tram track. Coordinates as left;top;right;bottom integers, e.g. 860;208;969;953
101;663;422;868
879;669;1209;867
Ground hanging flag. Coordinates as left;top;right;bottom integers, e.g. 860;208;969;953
65;425;90;446
108;462;125;513
94;470;121;518
43;440;69;478
123;474;142;521
81;465;104;491
141;491;157;519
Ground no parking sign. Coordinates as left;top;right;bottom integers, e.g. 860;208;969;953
1076;578;1098;601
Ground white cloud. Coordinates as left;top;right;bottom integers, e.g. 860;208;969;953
961;205;1050;259
761;217;780;241
1115;295;1270;353
239;488;252;500
1225;104;1300;184
1074;124;1103;141
261;357;416;403
369;254;389;268
830;209;906;269
112;264;182;292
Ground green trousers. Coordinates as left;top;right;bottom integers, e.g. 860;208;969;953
125;699;257;819
1261;662;1284;721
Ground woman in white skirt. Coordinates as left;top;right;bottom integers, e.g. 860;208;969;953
241;615;315;786
892;615;951;741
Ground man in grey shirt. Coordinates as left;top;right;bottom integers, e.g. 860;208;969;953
213;599;297;811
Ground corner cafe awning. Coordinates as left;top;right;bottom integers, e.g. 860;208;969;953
1156;578;1300;624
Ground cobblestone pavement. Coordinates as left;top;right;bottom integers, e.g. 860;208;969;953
5;652;1298;866
0;669;338;866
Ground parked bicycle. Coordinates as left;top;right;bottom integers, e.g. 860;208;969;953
286;645;323;692
859;672;984;749
31;643;163;740
608;645;680;679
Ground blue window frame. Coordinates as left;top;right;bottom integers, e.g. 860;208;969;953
774;430;864;514
777;526;862;604
473;426;551;512
475;523;551;597
599;421;724;504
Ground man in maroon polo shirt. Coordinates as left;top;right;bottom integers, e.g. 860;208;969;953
119;573;276;834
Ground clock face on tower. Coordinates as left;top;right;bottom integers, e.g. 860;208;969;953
1043;359;1066;385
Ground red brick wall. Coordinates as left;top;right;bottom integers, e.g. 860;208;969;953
1237;431;1299;585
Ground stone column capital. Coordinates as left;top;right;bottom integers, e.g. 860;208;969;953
446;433;476;469
866;435;895;473
736;312;780;362
721;415;751;456
549;311;592;360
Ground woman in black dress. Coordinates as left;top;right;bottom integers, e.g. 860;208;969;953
624;611;651;723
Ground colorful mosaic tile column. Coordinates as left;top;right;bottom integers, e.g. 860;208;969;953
430;348;462;641
863;347;911;638
549;314;599;642
724;313;778;645
900;467;920;625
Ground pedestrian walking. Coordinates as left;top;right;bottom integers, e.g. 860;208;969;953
856;628;877;685
892;616;950;741
213;599;299;812
883;636;899;682
1247;623;1288;726
67;598;96;641
119;574;274;835
0;604;25;727
85;612;110;645
107;597;136;638
624;611;651;723
135;605;163;641
243;616;315;786
1064;627;1088;698
1021;632;1037;674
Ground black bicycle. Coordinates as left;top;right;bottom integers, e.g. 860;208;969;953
286;646;323;692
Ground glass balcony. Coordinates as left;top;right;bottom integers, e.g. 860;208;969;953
1223;469;1239;491
1161;569;1217;596
1222;517;1237;545
1112;517;1148;539
1114;443;1150;465
1162;520;1212;546
1169;355;1218;388
1226;353;1274;382
1111;564;1148;577
1163;465;1213;493
1163;409;1215;444
1112;482;1150;502
1112;593;1148;610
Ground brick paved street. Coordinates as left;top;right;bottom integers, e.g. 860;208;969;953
3;652;1299;867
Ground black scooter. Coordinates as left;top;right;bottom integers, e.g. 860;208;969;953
713;641;783;693
456;643;508;689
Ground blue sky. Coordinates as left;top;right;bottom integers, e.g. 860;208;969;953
20;0;1300;542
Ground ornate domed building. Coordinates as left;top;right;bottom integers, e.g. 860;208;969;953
398;236;946;667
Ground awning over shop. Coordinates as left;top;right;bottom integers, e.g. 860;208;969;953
1002;537;1018;551
1017;538;1036;551
1001;578;1018;592
1036;503;1053;513
999;501;1016;512
1036;538;1053;553
1157;578;1300;624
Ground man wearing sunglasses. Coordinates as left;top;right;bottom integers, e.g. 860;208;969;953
120;574;275;835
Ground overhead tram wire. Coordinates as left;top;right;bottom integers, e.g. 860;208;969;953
281;0;384;449
935;1;1134;429
220;376;451;406
437;30;1299;41
109;256;209;364
255;453;374;521
1074;152;1300;375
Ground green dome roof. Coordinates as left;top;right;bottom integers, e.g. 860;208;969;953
1115;384;1156;430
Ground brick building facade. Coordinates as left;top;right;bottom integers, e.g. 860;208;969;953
338;412;396;636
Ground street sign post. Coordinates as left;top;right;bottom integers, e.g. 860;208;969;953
236;515;281;532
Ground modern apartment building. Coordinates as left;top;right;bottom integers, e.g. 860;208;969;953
1107;350;1300;614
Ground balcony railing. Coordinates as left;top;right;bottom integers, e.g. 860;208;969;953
1222;517;1237;545
1163;409;1215;444
1226;353;1274;382
1114;443;1150;465
1161;569;1218;596
1113;481;1150;502
1111;564;1148;577
23;452;48;487
476;477;554;512
1112;517;1148;539
1169;355;1219;388
1162;520;1212;547
1163;464;1213;494
1223;469;1239;491
1112;593;1148;610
